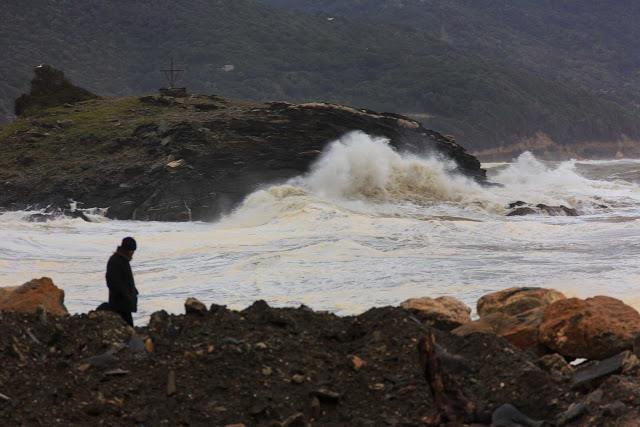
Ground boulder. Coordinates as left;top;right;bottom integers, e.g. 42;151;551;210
452;309;547;353
185;297;207;315
452;288;566;352
539;296;640;360
0;277;68;316
400;296;471;330
477;287;566;318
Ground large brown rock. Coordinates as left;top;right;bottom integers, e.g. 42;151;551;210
453;309;547;353
477;287;566;317
539;296;640;360
0;277;68;316
400;296;471;330
452;287;565;353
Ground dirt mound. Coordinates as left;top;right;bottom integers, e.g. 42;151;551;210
1;301;638;426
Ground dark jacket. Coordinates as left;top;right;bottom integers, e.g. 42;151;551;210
106;249;139;313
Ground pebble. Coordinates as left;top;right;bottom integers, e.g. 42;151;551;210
167;370;176;396
351;355;366;371
262;367;273;376
255;342;268;350
104;369;129;376
291;374;305;384
144;338;155;353
222;337;243;345
312;388;340;404
310;396;321;418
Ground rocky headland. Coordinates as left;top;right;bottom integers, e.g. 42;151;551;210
1;279;640;426
0;66;485;222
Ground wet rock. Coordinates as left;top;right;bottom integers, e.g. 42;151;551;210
506;204;578;217
491;403;545;427
507;207;537;216
508;201;527;209
477;287;565;318
536;204;578;216
0;277;68;316
400;296;471;330
539;296;640;359
185;297;207;315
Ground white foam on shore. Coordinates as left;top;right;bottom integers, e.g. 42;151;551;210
1;132;640;322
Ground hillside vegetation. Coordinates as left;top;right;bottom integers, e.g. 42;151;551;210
264;0;640;111
2;0;640;154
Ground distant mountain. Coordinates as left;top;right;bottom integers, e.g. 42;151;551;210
264;0;640;110
2;0;640;157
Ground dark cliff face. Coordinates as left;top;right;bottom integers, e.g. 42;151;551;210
14;65;98;116
0;69;485;221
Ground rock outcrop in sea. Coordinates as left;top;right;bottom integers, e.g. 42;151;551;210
0;66;486;221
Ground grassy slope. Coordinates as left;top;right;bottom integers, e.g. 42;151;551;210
2;0;640;152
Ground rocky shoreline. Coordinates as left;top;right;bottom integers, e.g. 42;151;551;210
1;279;640;426
0;66;485;222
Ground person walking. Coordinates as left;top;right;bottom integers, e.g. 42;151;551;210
106;237;139;326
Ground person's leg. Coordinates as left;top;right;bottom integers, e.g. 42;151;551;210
117;310;134;327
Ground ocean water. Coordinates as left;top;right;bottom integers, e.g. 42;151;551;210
1;132;639;323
